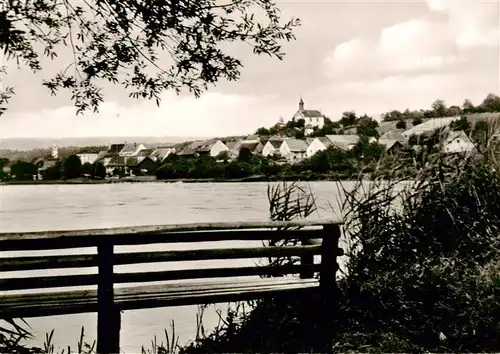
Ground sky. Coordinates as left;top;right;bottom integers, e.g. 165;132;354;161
1;0;499;139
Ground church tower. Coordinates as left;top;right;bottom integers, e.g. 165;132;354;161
51;145;58;159
299;97;304;111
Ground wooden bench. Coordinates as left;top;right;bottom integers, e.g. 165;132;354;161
0;219;343;354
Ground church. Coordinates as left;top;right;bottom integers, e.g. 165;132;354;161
292;98;325;130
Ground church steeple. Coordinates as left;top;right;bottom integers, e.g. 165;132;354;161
299;97;304;111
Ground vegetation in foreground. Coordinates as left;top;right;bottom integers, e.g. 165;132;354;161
3;129;500;353
174;137;500;353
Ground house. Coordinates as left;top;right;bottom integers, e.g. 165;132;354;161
262;138;285;157
107;144;125;155
442;130;476;155
224;139;243;159
243;141;264;155
177;141;202;157
325;135;361;151
151;146;176;162
223;136;264;159
136;148;155;158
279;139;308;162
306;137;333;158
37;159;59;180
305;124;314;136
196;139;229;157
119;142;147;157
127;156;157;175
32;157;47;168
292;98;325;129
244;135;261;143
378;130;406;149
106;156;128;175
94;150;113;167
386;140;405;153
76;148;101;165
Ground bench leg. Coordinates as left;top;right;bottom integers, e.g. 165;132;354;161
97;243;120;354
319;224;342;354
97;306;121;354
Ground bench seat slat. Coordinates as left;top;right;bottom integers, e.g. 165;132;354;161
0;278;319;318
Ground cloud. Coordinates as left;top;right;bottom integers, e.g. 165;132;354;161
323;18;457;80
314;69;498;118
323;0;499;81
433;0;500;48
0;92;291;138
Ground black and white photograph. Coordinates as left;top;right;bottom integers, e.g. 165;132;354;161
1;0;500;353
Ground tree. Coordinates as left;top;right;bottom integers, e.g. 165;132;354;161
408;134;419;146
238;147;253;163
295;130;305;139
295;119;305;129
216;151;230;162
0;158;9;179
412;117;423;126
42;162;62;180
63;155;82;179
396;120;407;130
1;0;300;115
382;110;403;122
255;127;271;136
480;93;500;112
356;117;379;138
92;162;106;179
82;162;93;176
462;99;475;114
339;111;357;127
431;99;447;117
447;105;461;117
10;161;38;180
472;121;489;143
450;116;471;135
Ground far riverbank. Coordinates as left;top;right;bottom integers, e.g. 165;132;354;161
0;173;368;186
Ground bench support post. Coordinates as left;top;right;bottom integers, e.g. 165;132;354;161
97;243;120;354
319;224;342;354
300;238;314;279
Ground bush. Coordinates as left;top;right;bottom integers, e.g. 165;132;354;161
63;155;82;179
395;119;407;129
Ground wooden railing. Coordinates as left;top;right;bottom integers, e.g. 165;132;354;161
0;219;344;354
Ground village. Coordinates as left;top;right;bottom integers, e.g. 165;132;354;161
2;97;500;182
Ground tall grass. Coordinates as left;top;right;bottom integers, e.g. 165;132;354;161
182;134;500;352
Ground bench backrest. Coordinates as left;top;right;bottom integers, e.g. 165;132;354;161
0;219;343;294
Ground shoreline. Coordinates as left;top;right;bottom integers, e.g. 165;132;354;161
0;174;365;185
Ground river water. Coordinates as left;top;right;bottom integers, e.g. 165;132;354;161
0;181;352;352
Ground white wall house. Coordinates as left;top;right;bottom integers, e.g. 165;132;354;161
151;146;176;162
292;98;325;129
262;139;284;157
197;139;229;157
76;152;100;165
306;137;332;158
442;130;476;155
119;143;147;157
279;139;308;162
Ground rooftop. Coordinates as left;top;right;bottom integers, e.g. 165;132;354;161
284;138;308;152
